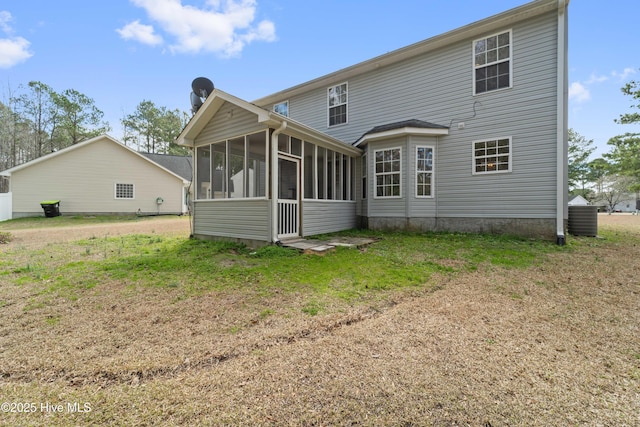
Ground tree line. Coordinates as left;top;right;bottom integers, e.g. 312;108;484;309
569;74;640;212
0;80;189;173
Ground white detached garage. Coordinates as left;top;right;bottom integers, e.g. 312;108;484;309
0;135;189;219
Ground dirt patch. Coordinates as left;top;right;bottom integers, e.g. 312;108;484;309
1;216;191;250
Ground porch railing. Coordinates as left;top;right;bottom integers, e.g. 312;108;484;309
278;200;298;238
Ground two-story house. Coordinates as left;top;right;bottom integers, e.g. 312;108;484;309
177;0;569;246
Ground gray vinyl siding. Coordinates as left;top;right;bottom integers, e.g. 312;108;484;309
302;200;356;236
194;101;266;146
260;11;559;220
193;199;270;241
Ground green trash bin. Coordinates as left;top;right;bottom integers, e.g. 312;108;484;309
40;200;61;217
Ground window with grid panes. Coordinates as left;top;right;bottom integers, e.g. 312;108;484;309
474;30;511;94
473;138;511;174
374;148;401;197
115;183;134;199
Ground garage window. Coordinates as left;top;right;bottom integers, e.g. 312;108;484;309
115;183;134;199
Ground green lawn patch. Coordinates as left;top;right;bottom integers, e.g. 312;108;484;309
3;229;567;313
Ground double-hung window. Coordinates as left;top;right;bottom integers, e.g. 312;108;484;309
374;148;401;198
473;137;511;174
474;30;511;94
328;83;347;126
416;146;434;197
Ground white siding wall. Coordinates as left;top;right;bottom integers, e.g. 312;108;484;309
264;12;559;220
11;138;185;216
0;192;11;221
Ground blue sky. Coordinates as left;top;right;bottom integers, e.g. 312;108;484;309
1;0;638;159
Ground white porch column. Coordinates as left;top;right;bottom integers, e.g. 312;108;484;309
271;121;287;243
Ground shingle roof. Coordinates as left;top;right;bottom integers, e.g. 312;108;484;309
361;119;449;137
141;153;192;181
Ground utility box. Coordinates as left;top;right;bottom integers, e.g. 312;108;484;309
568;205;597;237
40;200;61;217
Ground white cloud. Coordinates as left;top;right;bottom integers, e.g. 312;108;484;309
569;82;590;103
612;67;637;82
116;20;163;46
586;73;608;84
123;0;276;57
0;11;33;68
0;11;13;33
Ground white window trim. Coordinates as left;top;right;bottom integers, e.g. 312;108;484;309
373;147;402;199
273;100;289;117
327;82;348;127
114;182;135;199
471;136;512;175
472;29;513;96
415;146;435;199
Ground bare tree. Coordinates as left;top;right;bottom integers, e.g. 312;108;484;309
597;175;634;213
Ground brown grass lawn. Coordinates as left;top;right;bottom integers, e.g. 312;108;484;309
0;214;639;426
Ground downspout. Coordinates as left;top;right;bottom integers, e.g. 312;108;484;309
271;121;287;244
555;0;569;245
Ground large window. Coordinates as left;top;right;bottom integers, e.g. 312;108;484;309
416;146;434;197
374;148;401;198
304;142;315;199
473;137;511;174
115;183;134;199
196;131;267;199
302;142;354;201
247;132;267;197
474;30;511;94
328;82;347;126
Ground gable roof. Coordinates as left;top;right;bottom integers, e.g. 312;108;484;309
177;89;362;156
0;134;189;184
252;0;563;108
568;194;589;205
141;153;192;181
354;119;449;146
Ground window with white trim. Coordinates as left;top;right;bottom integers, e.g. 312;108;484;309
273;101;289;117
473;30;511;94
374;148;401;197
473;137;511;174
416;146;434;197
328;83;347;126
115;183;134;199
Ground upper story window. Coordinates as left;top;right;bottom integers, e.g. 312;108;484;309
374;148;401;198
115;183;134;199
473;137;511;174
328;82;347;126
416;146;434;197
273;101;289;117
473;30;511;95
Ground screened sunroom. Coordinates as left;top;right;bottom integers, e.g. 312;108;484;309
178;89;362;246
